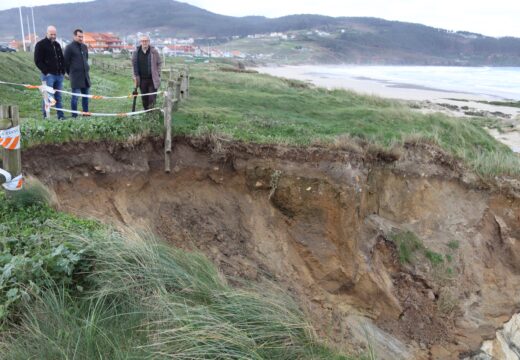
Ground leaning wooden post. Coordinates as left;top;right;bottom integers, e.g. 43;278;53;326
0;106;22;190
164;79;174;173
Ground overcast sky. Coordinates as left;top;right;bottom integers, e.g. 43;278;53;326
2;0;519;37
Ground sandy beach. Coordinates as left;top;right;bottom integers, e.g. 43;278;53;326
258;65;520;152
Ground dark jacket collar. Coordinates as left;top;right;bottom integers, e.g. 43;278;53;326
138;45;155;54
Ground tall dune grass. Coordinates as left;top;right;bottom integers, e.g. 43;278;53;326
0;225;350;359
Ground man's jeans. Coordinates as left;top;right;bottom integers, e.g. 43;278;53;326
41;73;64;119
71;88;90;117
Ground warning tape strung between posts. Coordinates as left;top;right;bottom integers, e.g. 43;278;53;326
0;125;21;150
45;86;164;99
0;80;40;88
0;80;164;99
49;107;162;117
0;168;23;191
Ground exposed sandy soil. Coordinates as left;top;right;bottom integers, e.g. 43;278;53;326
23;137;520;360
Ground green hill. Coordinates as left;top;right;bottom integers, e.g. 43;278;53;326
2;0;520;65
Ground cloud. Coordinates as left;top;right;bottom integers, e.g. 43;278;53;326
182;0;520;37
1;0;518;37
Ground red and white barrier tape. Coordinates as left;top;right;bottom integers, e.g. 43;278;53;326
49;107;162;117
0;80;164;99
45;86;164;99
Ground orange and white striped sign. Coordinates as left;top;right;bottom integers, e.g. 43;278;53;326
0;169;23;191
0;125;21;150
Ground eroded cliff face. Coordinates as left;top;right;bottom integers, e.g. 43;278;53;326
464;314;520;360
24;138;520;359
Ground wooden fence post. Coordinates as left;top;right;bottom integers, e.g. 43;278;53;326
0;106;22;189
185;66;190;98
173;75;182;112
164;80;174;173
180;71;186;100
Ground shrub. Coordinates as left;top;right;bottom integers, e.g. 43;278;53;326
447;240;460;250
0;191;98;323
389;230;423;264
424;249;444;266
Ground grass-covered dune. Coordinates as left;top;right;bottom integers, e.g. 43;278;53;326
1;52;518;176
0;187;353;359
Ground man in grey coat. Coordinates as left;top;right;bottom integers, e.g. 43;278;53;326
64;29;91;117
132;35;162;110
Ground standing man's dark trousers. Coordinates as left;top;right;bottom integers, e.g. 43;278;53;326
139;78;157;110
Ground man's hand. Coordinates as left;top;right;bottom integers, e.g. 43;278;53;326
133;78;138;87
64;74;70;80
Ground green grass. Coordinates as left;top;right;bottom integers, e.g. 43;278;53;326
424;249;444;266
215;37;331;64
175;65;519;177
446;240;460;250
446;98;520;108
477;100;520;108
0;187;354;359
1;52;519;177
389;231;423;264
390;230;457;270
21;111;164;147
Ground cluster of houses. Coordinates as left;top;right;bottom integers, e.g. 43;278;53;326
8;32;128;53
7;32;246;59
4;27;340;60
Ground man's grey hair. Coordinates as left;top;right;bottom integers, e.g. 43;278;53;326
139;34;150;40
47;25;56;33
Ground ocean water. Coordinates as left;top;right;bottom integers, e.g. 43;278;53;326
304;66;520;101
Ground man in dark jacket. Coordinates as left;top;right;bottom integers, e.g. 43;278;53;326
34;25;66;119
64;29;91;117
132;35;162;110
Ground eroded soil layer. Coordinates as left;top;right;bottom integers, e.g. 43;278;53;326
24;137;520;360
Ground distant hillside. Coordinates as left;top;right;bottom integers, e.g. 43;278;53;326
314;18;520;65
2;0;520;65
0;0;338;38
